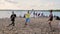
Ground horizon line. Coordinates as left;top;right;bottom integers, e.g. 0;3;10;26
0;9;60;11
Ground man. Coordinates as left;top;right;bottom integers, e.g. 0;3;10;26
48;10;53;31
38;13;40;17
33;11;35;18
8;11;16;27
25;11;31;27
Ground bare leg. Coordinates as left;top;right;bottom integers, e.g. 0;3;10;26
7;21;15;27
9;21;15;31
7;23;12;27
24;22;27;27
12;21;15;26
49;22;52;30
49;22;51;27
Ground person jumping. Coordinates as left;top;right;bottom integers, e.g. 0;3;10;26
24;10;31;27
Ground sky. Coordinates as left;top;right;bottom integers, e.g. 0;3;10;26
0;0;60;10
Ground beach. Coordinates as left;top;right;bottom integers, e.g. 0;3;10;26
0;17;60;34
0;0;60;34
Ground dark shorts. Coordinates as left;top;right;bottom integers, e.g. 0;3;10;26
49;19;53;21
49;17;53;21
11;19;15;21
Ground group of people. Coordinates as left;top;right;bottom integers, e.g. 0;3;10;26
33;12;44;18
7;11;31;27
7;10;54;31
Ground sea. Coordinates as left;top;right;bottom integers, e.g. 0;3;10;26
0;10;60;18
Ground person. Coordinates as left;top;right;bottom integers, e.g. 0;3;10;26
36;13;37;17
41;13;44;17
33;11;35;17
25;11;31;27
38;13;40;17
7;11;16;27
48;10;53;31
56;16;60;20
23;14;26;18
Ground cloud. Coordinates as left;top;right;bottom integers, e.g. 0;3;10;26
0;0;60;10
5;0;18;4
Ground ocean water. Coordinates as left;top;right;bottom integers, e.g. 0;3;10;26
0;10;60;18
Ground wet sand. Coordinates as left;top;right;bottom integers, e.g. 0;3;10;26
0;17;60;34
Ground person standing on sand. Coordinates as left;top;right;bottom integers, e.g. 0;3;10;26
48;10;53;31
7;11;16;27
38;13;40;17
33;11;35;18
25;11;31;27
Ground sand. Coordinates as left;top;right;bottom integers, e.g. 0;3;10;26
0;17;60;34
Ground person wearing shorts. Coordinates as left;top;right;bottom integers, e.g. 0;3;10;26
25;11;30;26
48;10;53;31
26;18;30;23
